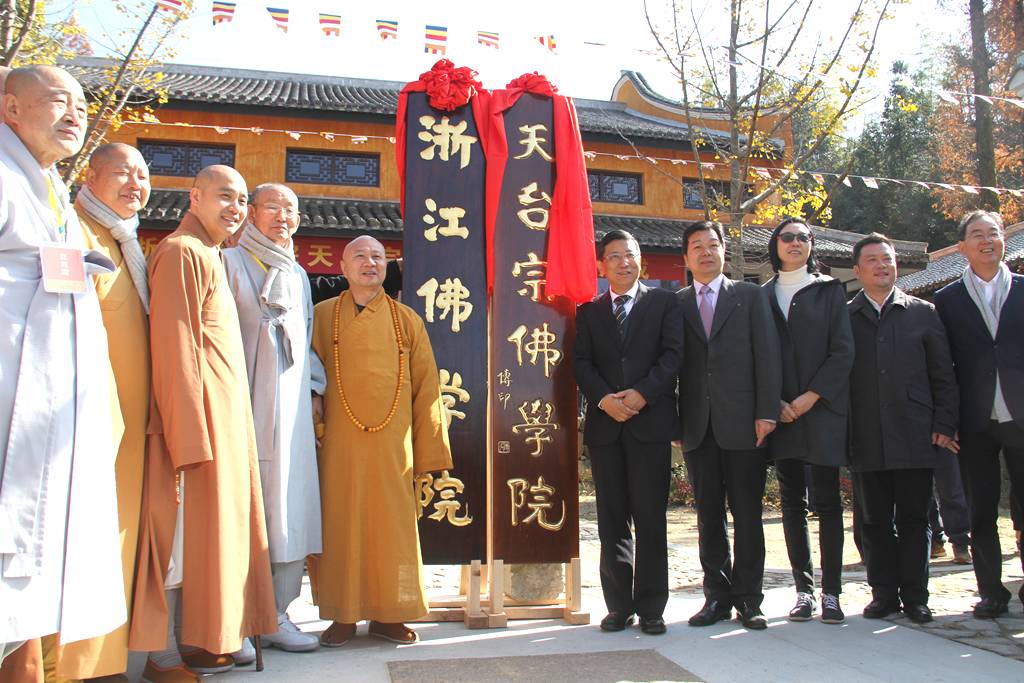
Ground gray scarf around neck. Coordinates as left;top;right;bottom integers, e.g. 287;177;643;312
962;261;1011;337
237;221;297;313
75;184;150;313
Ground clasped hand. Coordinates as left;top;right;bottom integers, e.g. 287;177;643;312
600;389;646;422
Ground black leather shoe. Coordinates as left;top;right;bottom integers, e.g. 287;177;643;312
973;597;1008;619
639;616;666;635
688;600;732;626
600;612;635;632
862;599;901;619
903;603;933;624
737;604;767;630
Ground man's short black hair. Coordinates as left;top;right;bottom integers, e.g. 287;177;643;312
852;232;894;265
597;229;638;259
682;220;725;253
957;209;1004;241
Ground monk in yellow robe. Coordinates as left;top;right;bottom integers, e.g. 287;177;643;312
311;235;452;646
37;143;152;683
129;165;276;683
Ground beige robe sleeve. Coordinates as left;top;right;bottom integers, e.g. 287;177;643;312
148;242;214;470
406;312;453;476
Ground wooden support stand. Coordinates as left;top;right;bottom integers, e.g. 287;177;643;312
414;557;588;628
479;557;589;626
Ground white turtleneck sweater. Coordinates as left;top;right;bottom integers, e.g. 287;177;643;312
775;268;816;320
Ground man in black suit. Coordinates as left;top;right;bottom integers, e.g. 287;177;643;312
574;229;684;635
848;233;959;624
935;210;1024;618
676;221;781;630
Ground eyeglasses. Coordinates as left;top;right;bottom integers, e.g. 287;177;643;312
604;251;640;264
779;232;811;244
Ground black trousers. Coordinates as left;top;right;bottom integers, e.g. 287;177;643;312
854;468;933;606
775;459;844;596
589;430;671;619
684;427;767;609
958;420;1024;603
929;447;970;547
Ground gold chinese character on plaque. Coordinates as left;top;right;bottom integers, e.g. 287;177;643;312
508;476;565;531
507;322;561;378
517;182;551;231
307;244;334;268
511;398;559;456
418;115;477;169
416;470;472;527
497;391;511;410
416;277;474;332
514;123;553;162
140;236;160;258
422;198;470;241
512;252;547;302
496;369;512;387
439;368;470;428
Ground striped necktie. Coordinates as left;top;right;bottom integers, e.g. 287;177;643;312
613;294;630;337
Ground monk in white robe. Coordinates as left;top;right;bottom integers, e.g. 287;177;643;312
130;165;276;683
0;66;123;666
311;235;452;647
223;183;323;654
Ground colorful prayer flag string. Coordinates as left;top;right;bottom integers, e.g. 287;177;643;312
266;6;289;33
376;19;398;40
425;25;448;54
156;0;188;14
477;31;500;49
211;0;235;25
320;13;341;38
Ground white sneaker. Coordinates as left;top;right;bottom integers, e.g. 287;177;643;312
231;637;256;666
261;613;320;653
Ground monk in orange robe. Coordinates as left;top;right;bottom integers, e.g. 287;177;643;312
311;235;452;646
129;165;276;683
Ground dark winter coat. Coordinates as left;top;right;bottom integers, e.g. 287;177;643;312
764;274;854;467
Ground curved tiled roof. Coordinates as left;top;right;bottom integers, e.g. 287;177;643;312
139;189;926;266
65;58;726;146
896;224;1024;295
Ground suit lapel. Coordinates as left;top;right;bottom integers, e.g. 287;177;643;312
709;278;738;340
952;280;994;341
996;276;1024;341
850;291;879;327
595;290;621;347
622;283;650;347
679;287;706;342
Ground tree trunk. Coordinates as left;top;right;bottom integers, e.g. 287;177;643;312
969;0;999;210
727;0;747;280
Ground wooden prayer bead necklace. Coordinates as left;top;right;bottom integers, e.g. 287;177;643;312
332;292;405;432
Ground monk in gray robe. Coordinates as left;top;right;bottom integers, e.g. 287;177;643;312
223;182;323;654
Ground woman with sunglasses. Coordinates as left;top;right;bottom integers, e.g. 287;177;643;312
763;217;855;624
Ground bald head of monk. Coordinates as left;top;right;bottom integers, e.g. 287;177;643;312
249;182;299;247
3;65;87;167
0;66;10;123
341;235;388;304
188;164;248;246
85;143;150;220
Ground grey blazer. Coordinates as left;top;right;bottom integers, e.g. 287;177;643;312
676;277;782;452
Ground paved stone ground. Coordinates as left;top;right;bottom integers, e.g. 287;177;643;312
206;500;1024;682
579;500;1024;663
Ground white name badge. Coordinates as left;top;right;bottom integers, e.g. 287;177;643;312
40;243;87;294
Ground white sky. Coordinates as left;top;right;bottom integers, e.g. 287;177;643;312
66;0;966;120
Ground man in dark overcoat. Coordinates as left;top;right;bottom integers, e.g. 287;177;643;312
848;233;959;624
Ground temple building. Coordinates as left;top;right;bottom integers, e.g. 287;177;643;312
68;57;927;290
